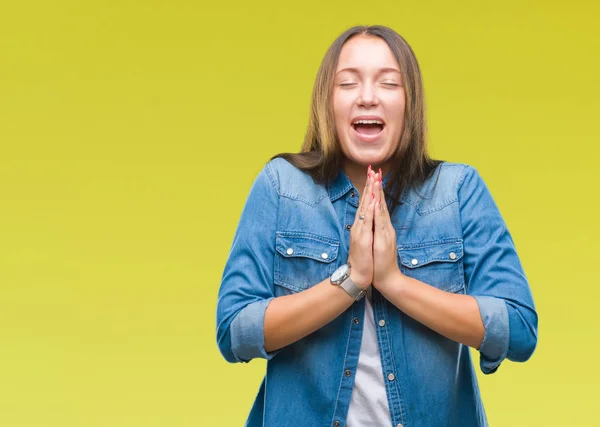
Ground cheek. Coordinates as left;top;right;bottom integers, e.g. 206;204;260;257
386;100;406;134
381;89;405;110
333;89;355;112
333;98;353;131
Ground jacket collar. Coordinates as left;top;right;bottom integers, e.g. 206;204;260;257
327;169;392;202
327;170;353;202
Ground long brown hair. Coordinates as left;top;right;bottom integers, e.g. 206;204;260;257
272;25;443;214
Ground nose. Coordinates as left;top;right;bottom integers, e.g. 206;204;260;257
357;82;378;107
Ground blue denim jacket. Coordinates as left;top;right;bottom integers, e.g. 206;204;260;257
216;158;538;427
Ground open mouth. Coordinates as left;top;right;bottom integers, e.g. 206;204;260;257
353;123;384;135
351;119;385;141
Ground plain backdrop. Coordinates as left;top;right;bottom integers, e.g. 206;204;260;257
1;1;598;426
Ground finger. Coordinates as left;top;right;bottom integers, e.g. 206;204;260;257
360;194;376;240
373;179;382;203
377;200;386;231
355;167;372;221
355;170;374;223
370;178;379;233
368;168;380;198
373;191;380;231
373;180;386;231
380;185;391;222
375;175;391;222
354;177;369;225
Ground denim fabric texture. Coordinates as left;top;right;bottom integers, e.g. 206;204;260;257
216;158;538;427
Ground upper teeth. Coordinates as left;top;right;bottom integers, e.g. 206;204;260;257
353;119;383;125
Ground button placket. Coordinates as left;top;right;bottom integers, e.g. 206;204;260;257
372;291;405;426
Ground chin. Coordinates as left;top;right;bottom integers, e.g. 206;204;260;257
349;146;390;164
348;154;385;168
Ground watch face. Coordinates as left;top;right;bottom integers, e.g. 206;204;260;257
331;264;349;284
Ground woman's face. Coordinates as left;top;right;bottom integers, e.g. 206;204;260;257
332;35;406;173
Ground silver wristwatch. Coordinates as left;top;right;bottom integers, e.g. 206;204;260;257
330;263;366;301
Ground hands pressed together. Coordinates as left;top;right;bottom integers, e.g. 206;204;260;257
347;166;404;293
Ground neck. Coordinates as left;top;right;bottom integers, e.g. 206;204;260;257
344;160;390;191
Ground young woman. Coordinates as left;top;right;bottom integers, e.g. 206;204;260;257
216;25;538;427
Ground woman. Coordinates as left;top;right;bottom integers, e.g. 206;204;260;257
216;25;537;427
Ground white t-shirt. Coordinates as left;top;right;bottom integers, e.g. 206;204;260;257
346;287;392;426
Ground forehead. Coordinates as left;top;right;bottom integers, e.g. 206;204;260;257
336;35;398;72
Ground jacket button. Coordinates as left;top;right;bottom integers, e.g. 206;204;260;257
411;258;418;266
387;373;395;381
353;317;360;324
321;252;328;260
449;252;457;260
286;248;294;255
334;422;341;427
350;191;356;198
345;370;351;377
378;319;386;327
346;224;352;230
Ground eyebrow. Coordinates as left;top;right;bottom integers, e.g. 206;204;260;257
335;67;401;75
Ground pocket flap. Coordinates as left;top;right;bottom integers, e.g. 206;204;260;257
398;240;463;269
275;233;339;264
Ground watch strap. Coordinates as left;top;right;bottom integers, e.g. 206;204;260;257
340;276;366;301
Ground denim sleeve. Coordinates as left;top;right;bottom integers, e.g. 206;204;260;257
457;165;538;374
215;163;280;363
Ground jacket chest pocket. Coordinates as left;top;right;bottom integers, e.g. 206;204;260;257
397;240;465;293
274;232;339;293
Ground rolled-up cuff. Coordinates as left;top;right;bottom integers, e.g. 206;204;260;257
230;298;278;362
474;296;509;374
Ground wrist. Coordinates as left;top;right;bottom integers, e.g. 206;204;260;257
350;272;371;291
346;259;371;290
375;268;404;295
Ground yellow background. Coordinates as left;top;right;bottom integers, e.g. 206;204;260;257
1;1;598;425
